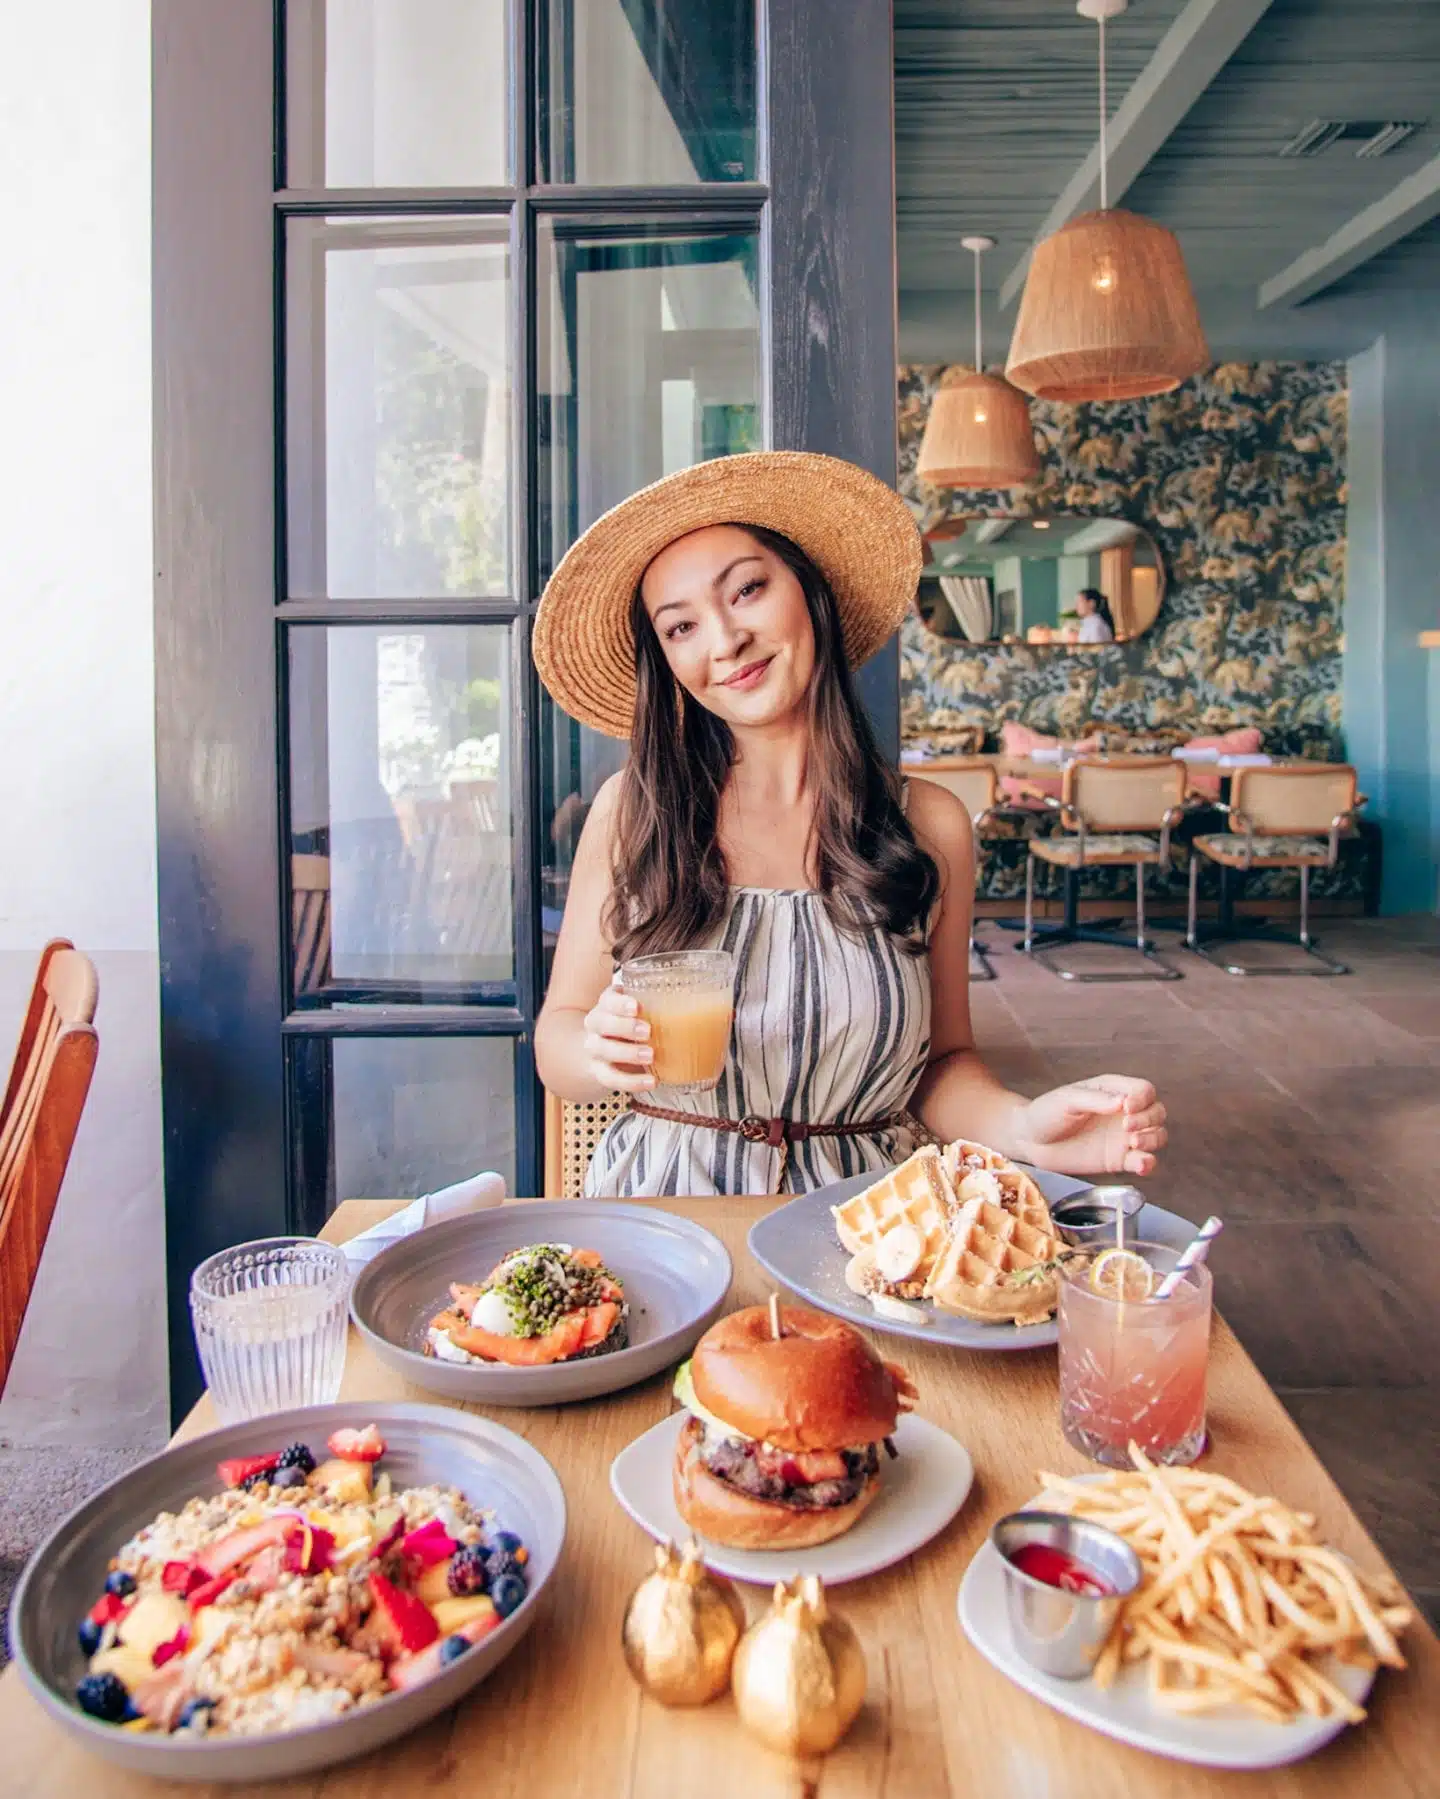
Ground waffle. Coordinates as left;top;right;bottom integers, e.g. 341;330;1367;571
942;1139;1055;1236
923;1195;1067;1327
832;1146;954;1295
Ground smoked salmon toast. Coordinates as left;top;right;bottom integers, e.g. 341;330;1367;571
425;1244;629;1368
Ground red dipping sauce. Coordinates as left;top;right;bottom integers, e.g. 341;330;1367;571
1007;1542;1113;1597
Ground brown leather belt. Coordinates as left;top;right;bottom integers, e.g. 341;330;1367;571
628;1099;907;1192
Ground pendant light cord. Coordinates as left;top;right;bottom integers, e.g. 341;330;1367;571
1098;14;1109;210
973;245;983;373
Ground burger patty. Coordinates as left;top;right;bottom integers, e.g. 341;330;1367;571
701;1437;881;1510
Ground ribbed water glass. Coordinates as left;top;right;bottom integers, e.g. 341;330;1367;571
189;1237;349;1423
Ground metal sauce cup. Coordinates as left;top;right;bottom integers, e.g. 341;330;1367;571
992;1510;1142;1679
1050;1184;1146;1248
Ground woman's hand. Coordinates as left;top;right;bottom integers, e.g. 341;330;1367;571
1012;1075;1167;1177
580;978;657;1094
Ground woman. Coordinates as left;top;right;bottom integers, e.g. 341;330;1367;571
1074;586;1116;644
533;452;1165;1196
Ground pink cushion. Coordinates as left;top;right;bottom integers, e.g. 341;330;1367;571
998;721;1100;804
1184;727;1264;801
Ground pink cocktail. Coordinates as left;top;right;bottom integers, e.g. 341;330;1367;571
1057;1242;1212;1468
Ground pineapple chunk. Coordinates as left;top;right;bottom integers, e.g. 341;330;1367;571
116;1592;189;1662
311;1457;373;1505
89;1644;156;1691
415;1560;454;1608
430;1594;497;1635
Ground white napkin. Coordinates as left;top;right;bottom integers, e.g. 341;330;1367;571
1216;752;1272;768
1028;745;1065;764
340;1170;506;1272
1173;745;1221;761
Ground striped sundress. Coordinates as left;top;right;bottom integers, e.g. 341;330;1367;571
582;887;933;1197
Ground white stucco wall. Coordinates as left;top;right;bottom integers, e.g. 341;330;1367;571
0;0;167;1446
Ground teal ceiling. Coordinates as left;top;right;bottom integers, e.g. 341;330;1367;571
895;0;1440;362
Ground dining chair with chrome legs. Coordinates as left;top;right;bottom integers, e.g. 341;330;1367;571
1021;757;1189;982
1185;763;1363;975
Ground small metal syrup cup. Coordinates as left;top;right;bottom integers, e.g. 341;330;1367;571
1050;1184;1146;1248
992;1510;1142;1679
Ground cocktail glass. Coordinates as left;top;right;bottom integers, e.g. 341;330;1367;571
619;950;735;1093
1057;1241;1212;1468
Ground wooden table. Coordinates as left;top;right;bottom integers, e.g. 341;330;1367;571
3;1197;1437;1797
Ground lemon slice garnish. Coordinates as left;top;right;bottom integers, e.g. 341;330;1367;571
1088;1247;1155;1302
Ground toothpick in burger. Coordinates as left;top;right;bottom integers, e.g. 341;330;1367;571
671;1304;917;1549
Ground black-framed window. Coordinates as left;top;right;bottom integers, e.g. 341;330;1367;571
155;0;899;1417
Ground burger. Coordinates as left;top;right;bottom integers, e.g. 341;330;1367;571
671;1304;917;1549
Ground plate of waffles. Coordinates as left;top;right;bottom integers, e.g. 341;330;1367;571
748;1143;1197;1350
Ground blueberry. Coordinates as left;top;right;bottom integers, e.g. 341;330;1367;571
490;1571;526;1619
270;1464;308;1490
77;1616;103;1657
491;1530;524;1555
178;1698;215;1732
104;1570;136;1599
438;1633;472;1666
76;1672;130;1722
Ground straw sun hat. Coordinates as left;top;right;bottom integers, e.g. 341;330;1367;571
532;450;922;739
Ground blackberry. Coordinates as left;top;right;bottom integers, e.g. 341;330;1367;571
447;1544;490;1597
239;1468;273;1492
438;1634;472;1666
77;1617;103;1658
104;1570;136;1599
490;1571;527;1619
484;1548;524;1585
275;1442;316;1476
270;1464;308;1490
76;1672;131;1723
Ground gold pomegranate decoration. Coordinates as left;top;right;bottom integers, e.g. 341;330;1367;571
731;1573;867;1755
621;1538;746;1706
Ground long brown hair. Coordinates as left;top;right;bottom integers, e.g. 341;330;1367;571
607;526;939;960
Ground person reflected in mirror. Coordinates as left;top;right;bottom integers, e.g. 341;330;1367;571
1074;587;1116;644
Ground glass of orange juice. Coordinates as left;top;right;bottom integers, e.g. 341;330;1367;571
619;950;735;1092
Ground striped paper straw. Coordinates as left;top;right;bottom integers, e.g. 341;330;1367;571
1154;1216;1224;1301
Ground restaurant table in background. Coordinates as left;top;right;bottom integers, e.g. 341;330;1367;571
2;1197;1437;1797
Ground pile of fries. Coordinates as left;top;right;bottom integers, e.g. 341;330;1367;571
1038;1446;1412;1724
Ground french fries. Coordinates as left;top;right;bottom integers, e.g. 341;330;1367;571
1036;1445;1413;1725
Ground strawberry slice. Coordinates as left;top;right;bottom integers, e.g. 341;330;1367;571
87;1591;131;1628
160;1560;205;1597
388;1612;500;1691
152;1625;190;1668
194;1517;292;1581
326;1425;386;1463
282;1521;335;1575
400;1518;458;1571
186;1570;236;1613
366;1572;439;1659
216;1452;281;1489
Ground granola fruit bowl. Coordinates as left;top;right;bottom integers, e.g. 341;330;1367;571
8;1403;565;1783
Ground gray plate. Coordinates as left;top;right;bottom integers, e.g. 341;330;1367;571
350;1200;732;1405
749;1170;1197;1351
7;1401;565;1783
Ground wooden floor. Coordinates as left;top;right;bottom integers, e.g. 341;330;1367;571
972;912;1440;1627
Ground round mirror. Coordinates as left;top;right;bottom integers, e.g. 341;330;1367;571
915;515;1165;647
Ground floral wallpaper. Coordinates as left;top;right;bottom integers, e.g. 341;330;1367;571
897;362;1348;760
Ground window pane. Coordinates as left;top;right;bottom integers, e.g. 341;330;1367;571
289;624;514;999
536;220;759;934
536;220;759;578
290;1036;517;1230
286;0;508;187
538;0;756;184
286;216;511;598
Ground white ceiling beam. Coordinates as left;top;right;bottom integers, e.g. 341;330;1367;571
999;0;1275;311
1256;152;1440;309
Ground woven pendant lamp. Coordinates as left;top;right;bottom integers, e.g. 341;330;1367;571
917;235;1039;488
1006;0;1207;402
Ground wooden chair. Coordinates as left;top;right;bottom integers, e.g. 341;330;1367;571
1022;757;1189;982
915;756;1042;981
1186;763;1362;976
0;940;99;1396
543;1090;625;1198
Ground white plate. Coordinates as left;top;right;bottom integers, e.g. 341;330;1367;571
958;1485;1374;1771
610;1411;972;1586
